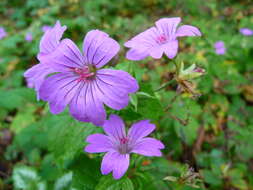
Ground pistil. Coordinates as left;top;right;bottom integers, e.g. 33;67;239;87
73;66;95;82
156;34;167;44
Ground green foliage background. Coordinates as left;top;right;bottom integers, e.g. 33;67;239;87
0;0;253;189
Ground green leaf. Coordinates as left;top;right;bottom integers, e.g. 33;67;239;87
46;114;100;163
12;165;47;190
70;155;101;190
10;104;36;133
202;170;222;186
54;172;73;190
137;83;164;120
95;175;134;190
0;88;35;110
130;94;138;112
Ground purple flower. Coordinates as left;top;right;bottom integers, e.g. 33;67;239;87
38;21;66;60
124;17;201;60
37;30;138;126
240;28;253;36
0;27;7;39
214;41;226;55
41;25;52;33
25;32;33;42
85;114;164;179
24;21;66;100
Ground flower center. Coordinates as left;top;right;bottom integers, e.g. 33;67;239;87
120;137;128;144
156;34;167;44
73;66;95;82
118;137;131;154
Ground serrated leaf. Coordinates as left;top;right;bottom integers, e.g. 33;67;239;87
137;83;164;120
54;172;73;190
12;165;46;190
95;176;134;190
0;88;35;110
46;114;100;163
70;155;101;190
10;104;36;133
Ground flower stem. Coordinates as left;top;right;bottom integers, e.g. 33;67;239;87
155;79;175;92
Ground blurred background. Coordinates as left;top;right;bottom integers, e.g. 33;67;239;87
0;0;253;189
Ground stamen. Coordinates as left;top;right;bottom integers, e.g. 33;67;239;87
118;137;131;154
156;34;167;44
73;66;95;82
120;137;128;144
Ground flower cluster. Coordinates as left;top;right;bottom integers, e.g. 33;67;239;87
24;17;202;179
24;21;138;126
213;27;253;56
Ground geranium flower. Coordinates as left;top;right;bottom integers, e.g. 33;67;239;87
85;114;164;179
38;30;138;126
124;17;201;60
0;27;7;39
25;32;33;42
214;41;226;55
240;28;253;36
24;21;66;100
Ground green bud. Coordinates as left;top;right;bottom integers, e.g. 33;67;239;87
178;62;205;80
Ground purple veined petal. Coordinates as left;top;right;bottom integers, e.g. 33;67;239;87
131;137;164;157
69;81;106;126
38;72;78;102
155;17;181;40
128;120;155;143
240;28;253;36
112;153;129;179
101;151;116;175
39;72;80;114
93;75;130;110
124;27;160;60
176;25;202;37
125;48;149;61
24;63;55;100
82;30;120;68
48;78;81;114
163;40;179;59
97;69;139;94
38;20;67;60
68;82;89;122
103;114;126;141
85;134;113;153
85;82;107;126
85;144;111;153
24;64;52;88
86;134;112;144
125;27;158;49
149;46;163;59
47;38;84;72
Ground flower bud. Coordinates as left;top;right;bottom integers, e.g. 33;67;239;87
178;62;205;81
